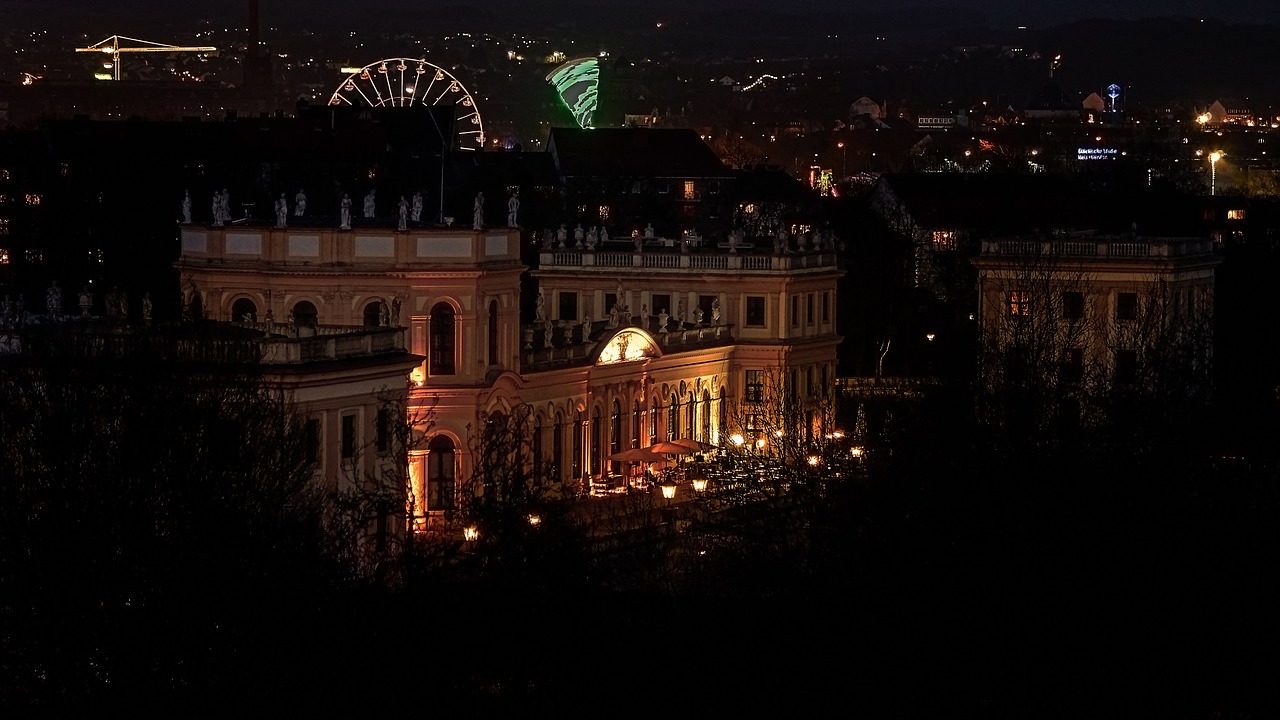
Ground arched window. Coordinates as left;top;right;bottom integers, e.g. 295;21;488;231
292;300;318;329
685;392;695;439
718;385;728;443
649;395;658;445
572;410;583;480
533;415;543;482
429;302;455;375
231;297;257;323
632;400;641;449
668;395;679;440
701;389;711;441
427;435;455;511
553;412;564;481
487;300;499;367
610;399;622;474
363;300;384;327
590;406;602;476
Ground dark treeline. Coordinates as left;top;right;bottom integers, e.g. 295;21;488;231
3;346;1279;714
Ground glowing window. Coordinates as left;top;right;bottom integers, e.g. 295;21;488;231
931;230;958;250
1008;291;1031;317
745;370;763;403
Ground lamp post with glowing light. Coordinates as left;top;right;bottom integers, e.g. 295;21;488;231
691;467;708;494
659;476;677;502
837;140;846;178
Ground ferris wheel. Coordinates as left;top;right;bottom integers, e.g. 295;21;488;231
328;58;485;149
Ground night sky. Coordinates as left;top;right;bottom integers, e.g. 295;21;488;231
9;0;1280;31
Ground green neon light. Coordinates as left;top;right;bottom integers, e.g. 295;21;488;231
546;58;599;129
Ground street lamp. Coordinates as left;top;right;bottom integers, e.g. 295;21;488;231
659;476;677;500
691;469;708;493
836;140;846;177
1209;151;1223;196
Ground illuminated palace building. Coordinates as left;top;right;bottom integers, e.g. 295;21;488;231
177;213;842;526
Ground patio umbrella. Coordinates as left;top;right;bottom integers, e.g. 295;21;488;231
670;437;715;453
647;441;697;456
608;447;666;463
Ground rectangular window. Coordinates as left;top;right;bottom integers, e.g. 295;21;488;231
604;293;617;318
683;180;697;200
707;180;721;195
1227;208;1246;220
1009;290;1030;317
376;408;391;453
651;293;671;318
558;291;578;322
1063;349;1084;382
806;294;815;324
1116;292;1138;321
745;370;764;403
698;295;715;324
821;292;830;323
305;418;321;464
1115;348;1138;384
790;296;799;326
746;296;766;326
341;414;357;460
1063;291;1084;320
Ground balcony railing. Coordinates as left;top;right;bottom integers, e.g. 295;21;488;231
981;236;1216;260
538;247;838;273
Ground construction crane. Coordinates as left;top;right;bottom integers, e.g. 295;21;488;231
75;35;218;81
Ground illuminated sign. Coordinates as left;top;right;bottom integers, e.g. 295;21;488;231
917;116;956;130
1076;147;1118;160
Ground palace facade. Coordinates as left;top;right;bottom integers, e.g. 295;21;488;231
176;219;843;528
